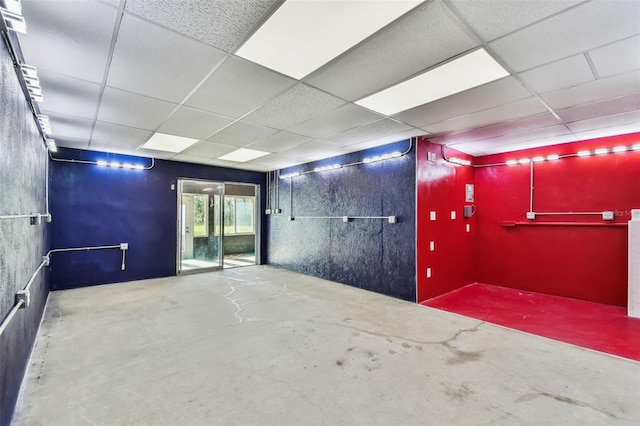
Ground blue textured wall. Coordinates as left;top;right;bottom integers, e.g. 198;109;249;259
267;140;416;301
0;40;50;426
49;148;265;290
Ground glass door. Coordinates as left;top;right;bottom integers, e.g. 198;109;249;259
178;179;223;274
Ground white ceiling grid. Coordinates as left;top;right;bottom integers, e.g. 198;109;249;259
15;0;640;169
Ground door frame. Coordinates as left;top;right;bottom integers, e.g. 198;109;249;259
177;178;224;275
176;178;260;275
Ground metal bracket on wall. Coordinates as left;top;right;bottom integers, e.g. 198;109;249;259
288;215;399;223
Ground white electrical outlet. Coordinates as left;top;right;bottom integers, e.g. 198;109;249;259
120;243;128;250
602;211;614;221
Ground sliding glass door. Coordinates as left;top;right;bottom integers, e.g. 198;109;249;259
178;179;223;273
178;179;257;274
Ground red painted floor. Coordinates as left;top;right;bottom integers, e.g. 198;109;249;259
420;283;640;361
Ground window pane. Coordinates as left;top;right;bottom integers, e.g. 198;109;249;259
224;197;235;234
193;195;208;236
235;198;254;233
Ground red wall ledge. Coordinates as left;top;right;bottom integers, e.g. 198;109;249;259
502;221;629;227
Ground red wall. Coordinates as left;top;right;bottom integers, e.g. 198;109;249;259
416;137;476;302
474;133;640;306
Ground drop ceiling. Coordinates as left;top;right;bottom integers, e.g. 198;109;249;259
14;0;640;171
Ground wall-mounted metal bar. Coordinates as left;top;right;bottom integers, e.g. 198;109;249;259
0;299;25;337
0;243;129;338
503;221;627;228
533;212;604;216
0;213;50;220
291;215;397;221
48;244;122;253
24;256;49;292
0;214;38;220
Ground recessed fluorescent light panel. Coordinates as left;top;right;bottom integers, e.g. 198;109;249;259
236;0;424;79
356;49;510;116
218;148;270;163
140;132;199;153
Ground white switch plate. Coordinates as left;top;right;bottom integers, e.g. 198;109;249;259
451;211;456;220
466;224;470;233
429;241;435;251
427;268;432;278
430;211;436;221
465;184;474;202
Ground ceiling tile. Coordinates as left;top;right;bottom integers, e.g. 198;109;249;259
449;0;584;42
304;1;478;101
37;70;102;119
421;97;549;135
107;14;227;103
489;1;640;72
157;106;233;140
124;0;279;52
541;70;640;110
135;148;176;160
51;137;90;151
279;140;344;160
184;57;296;117
394;77;531;127
228;163;272;172
20;0;118;82
461;124;572;152
454;128;579;156
242;84;346;129
248;154;301;170
325;119;412;147
472;133;580;156
47;113;94;140
180;141;237;158
169;154;214;165
287;104;383;139
205;158;241;168
589;35;640;78
438;112;561;145
205;120;278;147
518;55;595;94
557;93;640;123
90;121;153;151
572;121;640;142
245;132;312;153
97;87;178;130
565;110;640;134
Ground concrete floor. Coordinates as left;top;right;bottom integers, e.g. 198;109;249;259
13;266;640;425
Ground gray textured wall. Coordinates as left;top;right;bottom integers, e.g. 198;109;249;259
267;141;416;301
0;41;49;425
